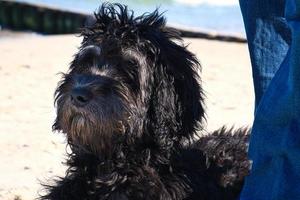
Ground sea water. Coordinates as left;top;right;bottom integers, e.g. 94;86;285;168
15;0;245;36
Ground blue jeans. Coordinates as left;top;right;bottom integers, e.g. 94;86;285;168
239;0;300;199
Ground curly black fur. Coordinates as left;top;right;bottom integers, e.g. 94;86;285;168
40;3;250;200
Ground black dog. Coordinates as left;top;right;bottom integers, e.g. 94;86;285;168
41;4;250;200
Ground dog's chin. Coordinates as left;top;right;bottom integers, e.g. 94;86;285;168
58;110;125;156
69;114;91;140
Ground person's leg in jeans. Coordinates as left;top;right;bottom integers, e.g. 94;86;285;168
239;0;290;109
239;0;300;199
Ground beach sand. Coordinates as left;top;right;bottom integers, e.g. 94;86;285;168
0;34;253;200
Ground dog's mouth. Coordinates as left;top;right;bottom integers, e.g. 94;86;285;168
62;111;107;154
57;101;128;152
70;114;86;132
66;112;92;142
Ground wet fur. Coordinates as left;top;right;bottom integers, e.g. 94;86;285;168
41;3;250;200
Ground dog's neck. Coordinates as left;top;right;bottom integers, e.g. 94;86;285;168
69;132;177;173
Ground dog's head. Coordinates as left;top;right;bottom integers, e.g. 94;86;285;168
53;3;205;156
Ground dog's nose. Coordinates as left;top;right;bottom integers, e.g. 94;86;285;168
70;88;93;107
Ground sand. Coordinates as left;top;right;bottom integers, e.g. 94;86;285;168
0;34;253;200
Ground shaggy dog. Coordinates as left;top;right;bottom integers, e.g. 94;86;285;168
41;4;250;200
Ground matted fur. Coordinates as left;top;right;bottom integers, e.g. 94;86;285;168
41;3;250;200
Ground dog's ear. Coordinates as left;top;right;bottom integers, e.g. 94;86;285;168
136;11;205;142
160;39;205;141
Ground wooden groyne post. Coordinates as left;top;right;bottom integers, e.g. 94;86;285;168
0;0;87;34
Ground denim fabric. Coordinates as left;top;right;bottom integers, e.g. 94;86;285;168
239;0;291;109
239;0;300;199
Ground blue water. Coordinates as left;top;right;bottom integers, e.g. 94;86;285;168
16;0;245;36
